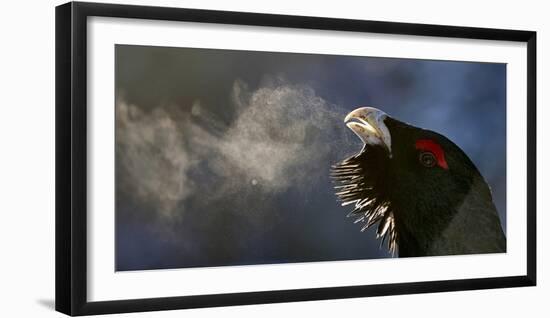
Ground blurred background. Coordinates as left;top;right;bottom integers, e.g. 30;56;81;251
115;44;506;271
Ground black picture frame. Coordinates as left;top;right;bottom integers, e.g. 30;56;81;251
55;1;537;316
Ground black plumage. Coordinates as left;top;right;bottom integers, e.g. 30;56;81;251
332;107;506;257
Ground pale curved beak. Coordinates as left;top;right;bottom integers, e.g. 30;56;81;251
344;107;392;154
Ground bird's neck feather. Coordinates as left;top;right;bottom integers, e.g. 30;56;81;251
394;176;504;257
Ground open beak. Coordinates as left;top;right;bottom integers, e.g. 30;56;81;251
345;107;392;155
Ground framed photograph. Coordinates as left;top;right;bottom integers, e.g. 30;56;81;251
55;1;536;316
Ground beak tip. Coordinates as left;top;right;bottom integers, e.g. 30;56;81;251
344;106;392;153
344;106;386;121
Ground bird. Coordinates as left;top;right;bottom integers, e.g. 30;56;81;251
331;107;506;257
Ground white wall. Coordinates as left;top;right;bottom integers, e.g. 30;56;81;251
0;0;546;316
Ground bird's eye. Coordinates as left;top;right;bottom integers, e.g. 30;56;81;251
419;151;436;168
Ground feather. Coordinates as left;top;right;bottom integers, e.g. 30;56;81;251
331;150;398;255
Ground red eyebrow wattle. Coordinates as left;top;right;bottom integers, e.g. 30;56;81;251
415;139;448;170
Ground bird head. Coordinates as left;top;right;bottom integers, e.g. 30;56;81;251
332;107;495;256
